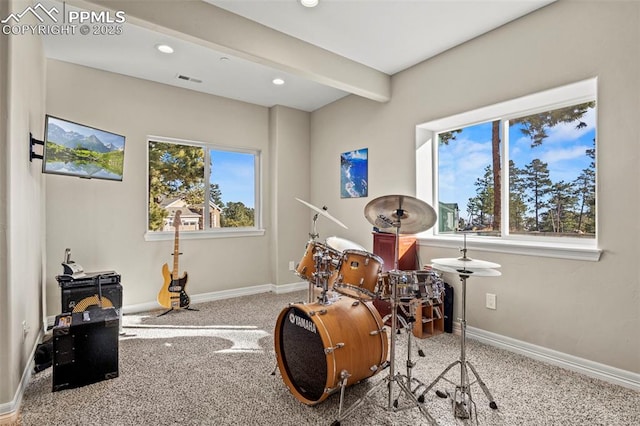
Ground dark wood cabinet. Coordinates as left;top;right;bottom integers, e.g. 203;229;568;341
372;232;417;272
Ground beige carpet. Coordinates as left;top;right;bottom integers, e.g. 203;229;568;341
17;290;640;425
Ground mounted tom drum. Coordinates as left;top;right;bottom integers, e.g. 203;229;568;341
333;249;383;300
295;241;340;286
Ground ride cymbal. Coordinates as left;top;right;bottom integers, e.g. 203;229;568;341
364;194;437;234
295;198;348;229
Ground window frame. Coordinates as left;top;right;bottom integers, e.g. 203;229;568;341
144;135;264;242
416;78;601;261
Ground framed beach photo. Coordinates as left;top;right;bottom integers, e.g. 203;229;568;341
340;148;368;198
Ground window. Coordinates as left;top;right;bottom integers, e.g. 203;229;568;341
416;79;599;259
147;137;261;237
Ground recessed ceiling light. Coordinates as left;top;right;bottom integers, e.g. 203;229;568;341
300;0;319;8
272;78;285;86
156;44;174;54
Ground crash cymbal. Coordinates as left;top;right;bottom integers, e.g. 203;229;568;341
431;264;502;277
326;236;365;252
431;257;501;269
364;194;437;234
295;198;348;229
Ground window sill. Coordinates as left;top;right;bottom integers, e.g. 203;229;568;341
418;235;601;262
144;228;266;242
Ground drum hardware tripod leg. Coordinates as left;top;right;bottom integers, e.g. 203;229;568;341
332;294;436;425
420;273;497;423
336;370;351;420
385;276;436;423
331;373;388;426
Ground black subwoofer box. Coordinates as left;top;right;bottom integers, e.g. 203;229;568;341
52;307;119;392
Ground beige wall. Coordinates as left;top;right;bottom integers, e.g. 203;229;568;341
269;106;311;285
43;60;306;317
3;0;639;417
0;0;46;415
310;0;639;373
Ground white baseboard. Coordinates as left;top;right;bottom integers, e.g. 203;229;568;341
0;331;42;422
465;325;640;392
47;281;309;325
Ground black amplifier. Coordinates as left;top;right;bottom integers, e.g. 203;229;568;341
52;307;119;392
61;282;122;315
57;271;120;289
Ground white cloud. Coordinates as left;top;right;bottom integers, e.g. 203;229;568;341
543;107;596;145
540;145;590;165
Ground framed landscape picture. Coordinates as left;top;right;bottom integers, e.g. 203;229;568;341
340;148;368;198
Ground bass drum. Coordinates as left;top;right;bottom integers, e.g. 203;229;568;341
274;297;388;405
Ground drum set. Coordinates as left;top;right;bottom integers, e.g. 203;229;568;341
273;195;501;425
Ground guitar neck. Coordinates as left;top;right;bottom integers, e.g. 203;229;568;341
172;226;180;280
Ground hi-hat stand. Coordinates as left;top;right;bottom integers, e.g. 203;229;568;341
425;236;501;423
333;195;438;425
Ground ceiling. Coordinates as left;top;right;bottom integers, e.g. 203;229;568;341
40;0;554;112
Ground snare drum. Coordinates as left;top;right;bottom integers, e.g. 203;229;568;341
378;270;419;300
275;297;388;405
295;241;340;284
414;269;445;300
333;250;384;300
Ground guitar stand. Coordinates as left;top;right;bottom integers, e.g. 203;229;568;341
157;305;199;317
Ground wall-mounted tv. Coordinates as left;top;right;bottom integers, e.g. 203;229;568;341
43;115;126;181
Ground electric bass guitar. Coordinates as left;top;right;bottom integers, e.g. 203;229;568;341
157;210;191;310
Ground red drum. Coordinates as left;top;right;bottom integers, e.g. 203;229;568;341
333;250;384;300
274;297;388;405
295;241;340;285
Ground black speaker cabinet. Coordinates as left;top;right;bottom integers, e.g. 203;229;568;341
61;283;122;315
52;307;119;392
444;282;454;333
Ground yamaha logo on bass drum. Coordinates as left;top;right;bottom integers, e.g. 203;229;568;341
288;312;317;334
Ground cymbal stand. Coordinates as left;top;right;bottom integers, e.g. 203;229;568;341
314;246;335;305
306;213;320;303
334;210;436;425
420;245;498;422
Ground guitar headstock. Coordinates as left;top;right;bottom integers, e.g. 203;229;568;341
173;210;182;229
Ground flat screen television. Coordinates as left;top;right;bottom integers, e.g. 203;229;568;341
42;115;126;181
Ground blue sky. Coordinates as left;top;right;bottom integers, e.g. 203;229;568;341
209;150;255;208
438;106;596;220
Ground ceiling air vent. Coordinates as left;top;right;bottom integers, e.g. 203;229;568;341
176;74;202;84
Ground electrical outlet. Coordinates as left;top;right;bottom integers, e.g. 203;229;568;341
288;261;295;271
22;320;28;340
486;293;497;310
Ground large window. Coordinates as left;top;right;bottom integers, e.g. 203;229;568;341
417;79;598;256
147;138;260;236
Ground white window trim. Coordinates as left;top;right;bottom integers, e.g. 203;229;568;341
416;78;601;262
144;228;265;242
145;135;264;240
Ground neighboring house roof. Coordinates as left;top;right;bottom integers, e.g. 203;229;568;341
160;197;222;212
